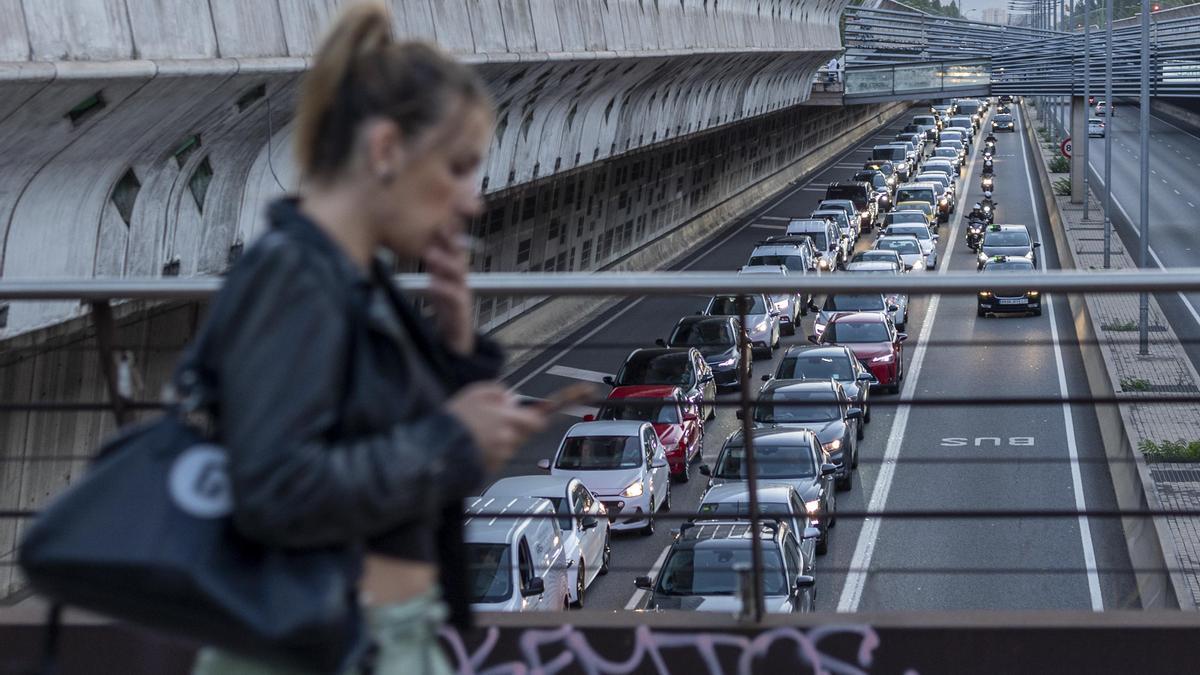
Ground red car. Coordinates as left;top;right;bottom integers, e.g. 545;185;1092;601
812;312;908;393
586;385;704;481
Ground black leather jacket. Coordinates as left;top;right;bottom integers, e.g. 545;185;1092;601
183;198;498;627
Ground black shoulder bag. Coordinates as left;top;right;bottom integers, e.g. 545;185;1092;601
17;284;370;674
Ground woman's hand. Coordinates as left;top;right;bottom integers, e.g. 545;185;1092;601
423;229;475;356
446;383;547;473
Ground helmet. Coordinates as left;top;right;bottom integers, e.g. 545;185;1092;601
974;202;982;210
984;191;993;198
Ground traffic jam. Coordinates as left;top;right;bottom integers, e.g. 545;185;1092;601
467;97;1036;613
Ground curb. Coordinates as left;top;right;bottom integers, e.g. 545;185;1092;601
1021;100;1192;610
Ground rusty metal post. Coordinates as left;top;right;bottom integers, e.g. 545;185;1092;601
90;300;130;427
737;295;764;622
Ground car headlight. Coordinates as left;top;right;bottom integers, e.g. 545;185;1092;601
912;259;926;270
983;205;991;213
1028;291;1040;297
977;252;988;262
621;481;644;498
822;439;842;453
871;353;895;363
804;499;822;514
979;291;993;298
753;320;768;333
815;322;826;335
939;197;948;204
887;176;897;186
817;258;832;270
1024;251;1035;260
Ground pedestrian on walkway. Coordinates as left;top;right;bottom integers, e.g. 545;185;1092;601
190;3;546;673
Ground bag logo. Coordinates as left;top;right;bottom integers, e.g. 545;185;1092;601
169;445;233;519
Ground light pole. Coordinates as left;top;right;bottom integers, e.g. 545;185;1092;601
1138;0;1150;354
1083;1;1092;221
1103;0;1113;268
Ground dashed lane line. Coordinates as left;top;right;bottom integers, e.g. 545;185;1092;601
546;365;613;383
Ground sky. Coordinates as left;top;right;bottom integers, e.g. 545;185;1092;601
957;0;1014;19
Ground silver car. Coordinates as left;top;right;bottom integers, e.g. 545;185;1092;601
704;293;780;357
844;261;909;329
874;234;927;271
882;224;939;270
739;265;801;336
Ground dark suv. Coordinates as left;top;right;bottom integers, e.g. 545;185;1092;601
634;519;816;612
825;181;876;232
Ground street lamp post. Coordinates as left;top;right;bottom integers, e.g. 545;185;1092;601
1083;2;1091;221
1103;0;1113;268
1138;0;1150;354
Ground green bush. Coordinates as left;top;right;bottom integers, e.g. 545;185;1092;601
1120;376;1152;392
1048;156;1070;173
1140;439;1200;462
1053;178;1071;196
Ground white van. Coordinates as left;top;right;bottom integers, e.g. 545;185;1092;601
465;496;571;612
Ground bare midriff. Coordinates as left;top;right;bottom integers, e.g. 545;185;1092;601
360;555;438;606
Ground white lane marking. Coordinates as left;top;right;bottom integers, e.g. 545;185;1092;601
1189;202;1196;208
1162;178;1169;185
836;112;979;613
509;111;912;392
547;365;612;383
1019;108;1104;612
750;223;787;230
1151;169;1158;175
833;163;862;169
625;544;671;610
1175;189;1182;196
800;186;829;192
1088;170;1200;331
760;215;792;221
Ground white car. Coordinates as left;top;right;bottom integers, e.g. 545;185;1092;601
739;264;801;335
1088;118;1105;138
882;224;938;270
482;475;611;608
539;421;672;535
465;496;571;612
874;234;927;271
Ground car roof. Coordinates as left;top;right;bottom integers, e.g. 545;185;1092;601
846;261;898;271
782;344;854;359
739;264;788;275
828;181;868;188
877;234;921;242
607;384;682;400
465;495;556;543
675;521;787;548
724;426;822;446
484;475;574;499
626;347;693;361
565;420;649;437
701;482;799;505
987;223;1031;233
828;311;889;324
982;256;1035;269
675;315;733;328
788;218;833;228
897;182;937;189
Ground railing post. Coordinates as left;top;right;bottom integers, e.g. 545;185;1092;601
736;294;764;623
90;300;131;428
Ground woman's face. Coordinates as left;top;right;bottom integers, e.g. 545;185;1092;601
371;102;492;259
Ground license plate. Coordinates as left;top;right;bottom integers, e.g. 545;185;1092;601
998;298;1026;305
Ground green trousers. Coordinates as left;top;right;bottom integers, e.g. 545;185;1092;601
191;590;452;675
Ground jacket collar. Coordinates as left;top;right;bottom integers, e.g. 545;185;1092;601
268;197;371;289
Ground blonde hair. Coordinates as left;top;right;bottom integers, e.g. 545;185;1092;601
294;2;492;179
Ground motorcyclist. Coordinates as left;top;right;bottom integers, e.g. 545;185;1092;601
966;202;987;249
985;132;997;147
968;202;987;222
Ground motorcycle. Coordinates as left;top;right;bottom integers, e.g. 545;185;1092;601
966;216;988;250
980;197;997;224
982;157;995;173
981;174;995;192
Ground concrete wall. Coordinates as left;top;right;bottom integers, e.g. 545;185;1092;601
0;0;847;336
0;98;905;598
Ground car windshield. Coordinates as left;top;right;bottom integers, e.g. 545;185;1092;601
779;353;854;381
985;261;1035;272
616;352;695;387
597;400;681;424
913;116;935;126
983;231;1032;247
825;293;885;311
814;211;848;228
825;187;864;202
887;212;926;225
896;188;934;203
698;501;794;523
887;226;930;240
873;147;907;161
466;544;513;604
790;229;827;249
657;547;787;595
825;321;890;343
749;254;807;272
671;321;734;347
934;148;957;157
556;436;644;470
877;238;920;254
755;392;842;423
714;443;818;479
709;294;767;315
995;114;1013;122
854;250;899;263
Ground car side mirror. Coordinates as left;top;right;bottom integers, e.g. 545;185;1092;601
898;333;909;342
888;304;900;312
769;310;781;317
655;338;667;347
762;374;772;382
846;407;863;420
829;245;838;252
651;459;668;469
522;577;546;597
932;234;940;241
699;464;712;476
581;515;599;530
635;575;654;590
857;372;874;382
821;463;837;476
537;458;551;471
603;375;614;385
803;526;822;540
795;575;816;590
1033;242;1042;248
808;336;820;344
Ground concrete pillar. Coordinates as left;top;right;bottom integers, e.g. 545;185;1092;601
1070;95;1087;204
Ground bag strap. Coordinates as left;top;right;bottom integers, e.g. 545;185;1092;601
36;602;62;675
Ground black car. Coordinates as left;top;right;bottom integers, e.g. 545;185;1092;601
738;379;862;490
634;518;816;613
700;428;835;553
606;347;717;420
659;317;750;389
998;94;1014;103
825;181;877;231
852;170;894;212
992;113;1015;132
976;224;1040;269
765;345;876;429
977;256;1042;317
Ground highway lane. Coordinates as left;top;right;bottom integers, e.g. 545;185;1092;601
496;102;1137;612
843;104;1136;611
1083;103;1200;376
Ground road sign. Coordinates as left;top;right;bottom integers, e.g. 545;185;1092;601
1061;137;1072;158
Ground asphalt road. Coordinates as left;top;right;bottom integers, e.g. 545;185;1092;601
1083;103;1200;377
497;102;1138;612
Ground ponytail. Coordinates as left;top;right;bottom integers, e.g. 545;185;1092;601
294;1;492;180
